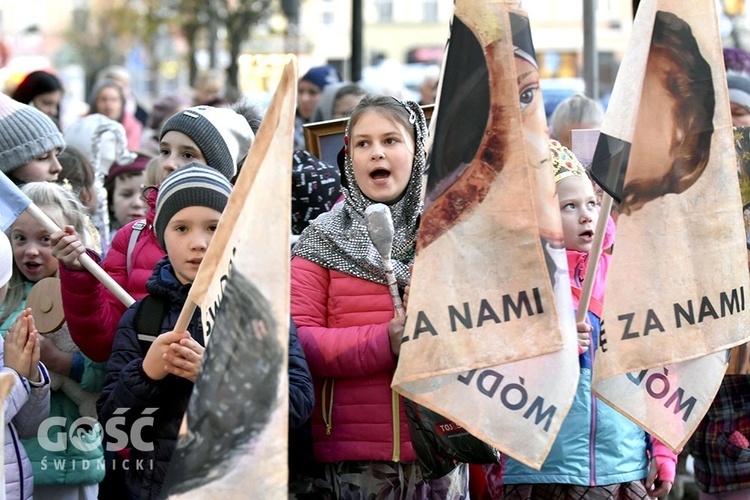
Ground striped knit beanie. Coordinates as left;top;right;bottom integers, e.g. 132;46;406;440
0;93;65;174
154;162;233;250
160;106;254;180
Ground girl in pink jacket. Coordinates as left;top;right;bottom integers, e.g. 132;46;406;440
290;95;468;498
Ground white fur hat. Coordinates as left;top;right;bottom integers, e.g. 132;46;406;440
64;114;136;176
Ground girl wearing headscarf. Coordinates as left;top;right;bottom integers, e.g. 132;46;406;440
290;95;468;498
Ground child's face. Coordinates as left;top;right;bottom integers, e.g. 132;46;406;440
95;86;123;120
163;205;221;285
557;176;599;253
158;131;207;182
10;212;59;282
13;149;63;183
112;172;147;226
32;90;62;119
350;110;415;204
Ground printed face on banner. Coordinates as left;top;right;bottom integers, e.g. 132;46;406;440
621;10;714;215
516;54;545;172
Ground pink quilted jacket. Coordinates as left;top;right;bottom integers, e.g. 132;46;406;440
290;256;417;463
60;189;165;362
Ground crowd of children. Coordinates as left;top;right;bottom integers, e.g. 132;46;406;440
0;49;747;499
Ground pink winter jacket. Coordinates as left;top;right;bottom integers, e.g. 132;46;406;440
60;189;165;362
290;256;417;463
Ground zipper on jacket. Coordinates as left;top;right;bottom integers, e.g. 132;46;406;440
588;333;597;486
392;390;400;462
10;424;24;499
322;378;335;435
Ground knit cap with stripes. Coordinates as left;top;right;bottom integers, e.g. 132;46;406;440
154;162;233;250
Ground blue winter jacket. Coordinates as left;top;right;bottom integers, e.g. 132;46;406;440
98;257;314;499
503;310;650;486
98;258;201;500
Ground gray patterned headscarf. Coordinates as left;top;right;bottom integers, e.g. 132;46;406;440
293;96;428;287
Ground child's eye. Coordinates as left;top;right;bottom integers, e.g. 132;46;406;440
175;225;187;233
587;201;597;209
182;152;195;159
41;236;51;244
208;224;218;232
160;148;170;156
562;203;575;210
385;137;398;145
356;140;368;148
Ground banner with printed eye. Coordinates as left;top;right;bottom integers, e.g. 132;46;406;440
391;0;580;469
588;0;749;452
162;60;295;497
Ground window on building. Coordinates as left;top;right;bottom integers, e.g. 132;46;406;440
423;0;438;23
375;0;393;23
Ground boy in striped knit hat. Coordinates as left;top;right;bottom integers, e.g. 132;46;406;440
97;162;231;500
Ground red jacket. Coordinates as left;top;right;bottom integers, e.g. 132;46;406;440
60;189;165;362
290;256;416;463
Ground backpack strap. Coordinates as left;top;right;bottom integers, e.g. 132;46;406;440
133;295;169;353
127;220;147;276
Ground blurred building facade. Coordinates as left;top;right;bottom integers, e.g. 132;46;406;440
0;0;745;103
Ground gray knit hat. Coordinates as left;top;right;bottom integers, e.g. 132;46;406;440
0;93;65;175
154;162;233;250
160;106;254;180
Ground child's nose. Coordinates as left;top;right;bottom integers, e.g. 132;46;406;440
49;155;62;174
25;243;40;256
191;232;210;250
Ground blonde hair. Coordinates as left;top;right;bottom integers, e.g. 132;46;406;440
0;182;88;325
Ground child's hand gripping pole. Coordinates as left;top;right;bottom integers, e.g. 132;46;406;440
0;171;134;307
25;203;135;308
365;204;405;317
575;193;613;323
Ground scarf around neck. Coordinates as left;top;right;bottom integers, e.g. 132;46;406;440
293;99;428;288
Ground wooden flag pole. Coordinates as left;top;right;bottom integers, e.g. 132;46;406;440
575;193;614;323
24;203;135;308
174;300;197;334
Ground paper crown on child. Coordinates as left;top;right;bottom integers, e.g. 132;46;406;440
550;139;587;184
154;162;233;250
0;93;65;175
